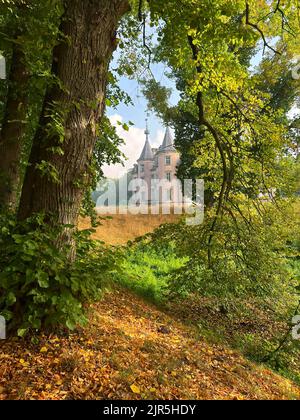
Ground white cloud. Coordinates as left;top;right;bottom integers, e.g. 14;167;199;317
101;116;174;180
153;129;165;149
102;114;159;179
102;114;144;179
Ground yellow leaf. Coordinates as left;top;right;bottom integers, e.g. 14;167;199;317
19;358;29;367
171;371;177;377
150;388;156;392
40;347;48;353
130;384;140;394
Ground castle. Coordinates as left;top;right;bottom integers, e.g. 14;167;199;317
128;123;181;204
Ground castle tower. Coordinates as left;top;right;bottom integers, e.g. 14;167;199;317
150;127;181;204
154;126;180;184
137;119;154;203
160;126;176;153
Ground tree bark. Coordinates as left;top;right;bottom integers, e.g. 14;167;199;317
0;39;30;211
18;0;130;248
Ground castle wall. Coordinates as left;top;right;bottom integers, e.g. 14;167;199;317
155;152;180;182
133;128;181;204
138;160;153;202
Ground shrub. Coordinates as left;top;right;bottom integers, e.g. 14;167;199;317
0;214;119;336
150;199;299;304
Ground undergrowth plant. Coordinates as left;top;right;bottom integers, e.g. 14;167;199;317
116;240;188;303
0;213;120;336
149;199;299;306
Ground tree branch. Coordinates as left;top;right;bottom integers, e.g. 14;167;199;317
188;35;232;266
245;2;281;55
138;0;143;22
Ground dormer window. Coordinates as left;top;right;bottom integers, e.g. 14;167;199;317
165;156;171;166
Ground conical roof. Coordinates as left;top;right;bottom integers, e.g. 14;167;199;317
159;127;176;152
138;138;154;161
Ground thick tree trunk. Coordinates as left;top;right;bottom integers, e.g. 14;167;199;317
0;41;30;210
18;0;129;247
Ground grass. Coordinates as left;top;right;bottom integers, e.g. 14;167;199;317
116;241;188;303
78;210;180;245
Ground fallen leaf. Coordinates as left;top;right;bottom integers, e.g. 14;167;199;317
130;384;140;394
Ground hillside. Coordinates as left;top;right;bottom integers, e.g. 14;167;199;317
0;288;299;400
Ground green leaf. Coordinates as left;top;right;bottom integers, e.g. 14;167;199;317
37;271;49;289
17;328;28;338
66;319;76;330
6;292;16;306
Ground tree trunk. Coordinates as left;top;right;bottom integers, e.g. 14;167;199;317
0;40;30;211
18;0;129;249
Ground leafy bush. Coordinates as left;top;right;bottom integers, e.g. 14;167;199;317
150;200;299;304
0;214;119;336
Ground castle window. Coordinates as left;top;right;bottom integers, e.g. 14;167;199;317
166;172;171;182
140;164;145;173
165;156;171;166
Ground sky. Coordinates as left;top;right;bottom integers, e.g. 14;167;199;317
102;113;166;179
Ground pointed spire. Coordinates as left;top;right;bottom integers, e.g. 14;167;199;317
145;117;150;141
160;126;175;152
138;118;154;161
